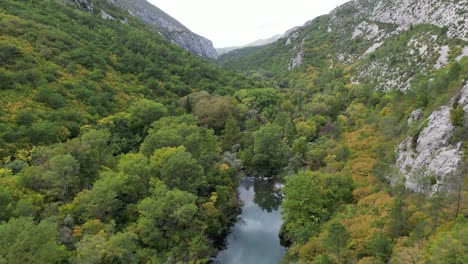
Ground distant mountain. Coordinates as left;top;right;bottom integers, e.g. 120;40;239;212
220;0;467;86
216;34;283;55
72;0;218;59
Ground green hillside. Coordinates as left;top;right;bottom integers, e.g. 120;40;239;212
0;0;260;262
0;0;260;158
217;2;468;262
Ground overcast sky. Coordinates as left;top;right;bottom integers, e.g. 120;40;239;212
148;0;350;48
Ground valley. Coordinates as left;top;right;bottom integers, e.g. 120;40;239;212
0;0;467;263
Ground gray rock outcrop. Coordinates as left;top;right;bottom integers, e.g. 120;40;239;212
324;0;468;91
288;39;305;70
395;82;468;194
109;0;218;59
72;0;218;59
330;0;467;41
72;0;94;12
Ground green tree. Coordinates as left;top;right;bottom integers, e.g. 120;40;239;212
15;111;35;126
140;115;219;167
282;171;353;243
35;87;66;109
184;96;192;113
0;217;68;264
74;234;107;264
105;231;140;264
14;199;36;218
387;196;409;239
428;190;448;235
136;180;208;260
325;223;349;263
79;129;114;168
221;113;241;151
150;147;205;194
62;153;152;224
424;217;467;264
365;232;393;263
450;107;465;127
0;188;13;222
252;123;289;176
296;119;317;140
128;99;167;138
44;154;80;201
234;88;279;110
191;95;239;132
448;62;462;80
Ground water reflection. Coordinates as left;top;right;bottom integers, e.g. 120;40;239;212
216;177;286;264
251;179;283;212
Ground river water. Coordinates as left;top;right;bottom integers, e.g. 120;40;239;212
215;177;286;264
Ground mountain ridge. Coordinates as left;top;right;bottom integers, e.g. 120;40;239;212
72;0;219;59
219;0;467;86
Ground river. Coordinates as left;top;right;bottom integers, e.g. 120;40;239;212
215;177;286;264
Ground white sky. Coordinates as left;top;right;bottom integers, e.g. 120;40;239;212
148;0;350;48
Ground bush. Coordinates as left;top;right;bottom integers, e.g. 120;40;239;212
0;44;21;66
15;112;35;126
450;107;465;127
35;87;66;109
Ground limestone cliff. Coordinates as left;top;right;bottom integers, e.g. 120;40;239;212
285;0;467;85
328;0;467;90
108;0;218;59
71;0;218;59
395;82;468;193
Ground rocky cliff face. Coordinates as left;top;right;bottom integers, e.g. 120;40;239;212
329;0;467;44
166;31;217;58
326;0;467;90
284;0;467;75
345;0;468;194
72;0;94;12
109;0;218;59
71;0;218;59
395;82;468;194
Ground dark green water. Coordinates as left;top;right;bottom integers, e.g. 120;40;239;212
215;178;286;264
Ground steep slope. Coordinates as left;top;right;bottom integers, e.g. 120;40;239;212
219;0;467;89
0;0;253;159
219;0;468;190
217;1;468;262
72;0;218;58
396;83;468;194
0;0;259;263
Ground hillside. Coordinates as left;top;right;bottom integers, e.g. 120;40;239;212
72;0;219;58
0;0;259;262
219;0;467;88
218;0;468;262
0;0;261;159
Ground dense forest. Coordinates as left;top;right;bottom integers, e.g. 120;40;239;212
1;0;467;263
0;0;261;262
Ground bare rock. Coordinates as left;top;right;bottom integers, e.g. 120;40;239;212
288;39;305;70
395;83;468;194
407;108;423;125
